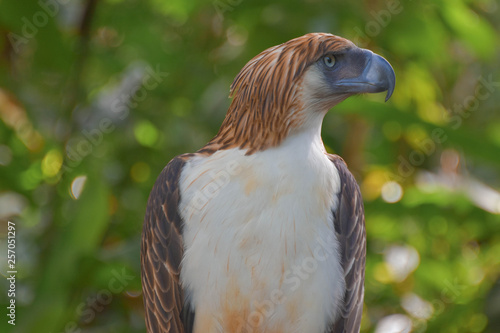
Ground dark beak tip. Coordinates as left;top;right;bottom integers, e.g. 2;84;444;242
385;86;394;102
376;54;395;103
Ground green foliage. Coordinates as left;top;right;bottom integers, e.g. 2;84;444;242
0;0;499;332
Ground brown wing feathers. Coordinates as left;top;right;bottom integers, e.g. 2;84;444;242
141;155;193;333
328;155;367;333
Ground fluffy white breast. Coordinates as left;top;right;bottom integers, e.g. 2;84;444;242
178;129;344;333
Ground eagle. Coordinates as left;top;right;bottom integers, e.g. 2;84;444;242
141;33;395;333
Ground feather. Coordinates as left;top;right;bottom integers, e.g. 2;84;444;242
328;155;366;333
141;154;195;333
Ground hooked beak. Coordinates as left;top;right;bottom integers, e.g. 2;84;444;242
336;50;395;102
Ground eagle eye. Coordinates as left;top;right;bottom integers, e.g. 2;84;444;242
323;55;336;68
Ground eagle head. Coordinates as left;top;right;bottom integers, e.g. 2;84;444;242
206;33;395;154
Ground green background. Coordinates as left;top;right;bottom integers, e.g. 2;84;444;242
1;0;500;332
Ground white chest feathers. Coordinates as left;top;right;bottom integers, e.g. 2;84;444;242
178;134;344;333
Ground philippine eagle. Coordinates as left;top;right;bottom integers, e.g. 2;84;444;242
141;33;395;333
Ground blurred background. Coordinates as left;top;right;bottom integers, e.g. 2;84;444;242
0;0;499;332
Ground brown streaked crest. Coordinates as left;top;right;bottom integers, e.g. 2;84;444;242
200;33;353;155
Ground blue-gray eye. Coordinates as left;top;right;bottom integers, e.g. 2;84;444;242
323;55;336;68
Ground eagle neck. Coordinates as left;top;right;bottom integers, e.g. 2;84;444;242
199;101;307;155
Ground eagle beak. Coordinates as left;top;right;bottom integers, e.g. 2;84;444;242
337;50;396;102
